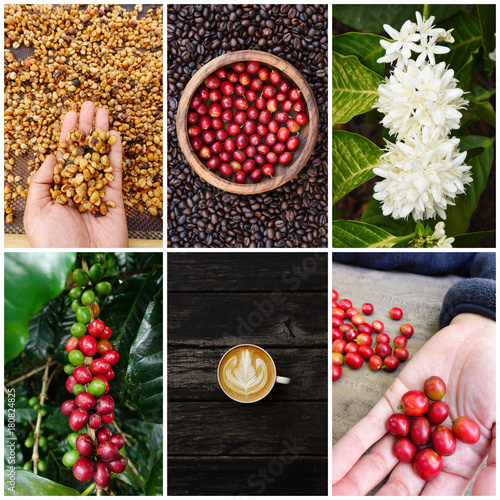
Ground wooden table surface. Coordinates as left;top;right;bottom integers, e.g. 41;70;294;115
168;252;328;495
332;261;466;493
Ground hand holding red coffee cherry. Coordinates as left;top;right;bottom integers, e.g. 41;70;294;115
332;313;495;495
61;265;127;490
189;60;309;183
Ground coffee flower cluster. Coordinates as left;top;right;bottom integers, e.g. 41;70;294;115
373;12;471;222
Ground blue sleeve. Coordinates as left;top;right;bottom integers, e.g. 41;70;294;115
439;253;496;328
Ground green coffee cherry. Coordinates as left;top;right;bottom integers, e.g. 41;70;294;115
71;300;82;313
23;461;32;471
62;449;80;467
64;364;76;375
76;307;91;325
69;287;84;300
88;379;106;397
72;383;85;396
81;289;96;306
38;436;47;448
28;397;38;407
68;350;85;366
70;322;87;338
89;264;104;284
68;433;79;449
40;408;47;417
24;437;34;448
33;404;41;411
95;281;112;296
38;460;47;472
73;268;90;287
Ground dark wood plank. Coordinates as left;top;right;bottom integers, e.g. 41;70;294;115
168;456;327;495
168;292;327;346
168;252;328;292
168;348;327;401
168;402;327;456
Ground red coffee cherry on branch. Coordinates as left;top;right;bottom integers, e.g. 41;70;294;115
97;426;112;443
102;350;120;366
109;434;125;450
98;326;112;340
96;395;115;415
69;408;89;431
73;457;95;482
66;336;80;353
97;440;120;462
79;335;98;357
104;369;115;381
61;399;77;416
97;340;113;355
89;413;102;429
88;319;105;337
76;434;95;456
73;366;92;384
66;375;78;394
107;455;127;474
101;412;115;424
94;460;112;488
75;392;96;412
90;359;111;375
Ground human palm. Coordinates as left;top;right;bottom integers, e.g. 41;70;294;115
24;101;128;248
332;313;495;496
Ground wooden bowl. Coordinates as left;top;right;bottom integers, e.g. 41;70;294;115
176;50;319;195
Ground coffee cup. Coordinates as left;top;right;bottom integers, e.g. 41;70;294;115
217;344;290;403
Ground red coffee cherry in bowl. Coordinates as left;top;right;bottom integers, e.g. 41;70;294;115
94;461;112;488
73;457;95;482
97;440;120;462
76;434;95;457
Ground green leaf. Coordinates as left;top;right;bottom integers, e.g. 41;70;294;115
333;5;465;32
127;294;163;424
333;33;390;76
4;253;76;363
477;5;496;64
144;448;163;495
332;52;382;126
332;220;409;248
360;196;417;236
452;230;495;247
437;12;482;74
440;194;470;236
458;135;495;215
4;470;80;495
332;131;382;204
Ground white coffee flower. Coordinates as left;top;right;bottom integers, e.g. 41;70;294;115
413;33;450;67
378;19;420;66
431;222;455;247
375;61;467;141
373;137;472;221
414;12;445;39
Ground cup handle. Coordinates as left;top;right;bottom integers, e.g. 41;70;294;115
276;375;290;385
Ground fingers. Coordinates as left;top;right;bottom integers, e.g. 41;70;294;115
95;107;109;131
471;429;496;495
78;101;95;134
59;111;78;144
26;155;57;205
105;131;125;209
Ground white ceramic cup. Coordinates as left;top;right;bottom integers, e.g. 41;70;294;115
217;344;290;403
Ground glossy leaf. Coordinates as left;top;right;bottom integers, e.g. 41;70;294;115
332;52;382;126
437;12;482;74
333;33;390;76
332;131;382;204
127;292;163;424
477;5;496;71
452;230;495;247
333;5;464;32
361;196;416;237
332;220;407;248
440;194;470;236
4;253;76;363
4;470;79;495
144;448;163;495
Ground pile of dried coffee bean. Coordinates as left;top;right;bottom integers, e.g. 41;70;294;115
167;4;328;248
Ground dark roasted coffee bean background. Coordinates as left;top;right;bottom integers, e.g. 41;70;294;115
167;4;328;248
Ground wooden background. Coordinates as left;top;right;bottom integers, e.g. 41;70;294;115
168;252;328;495
332;260;467;494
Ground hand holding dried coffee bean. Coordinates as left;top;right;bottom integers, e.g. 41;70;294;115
24;102;128;248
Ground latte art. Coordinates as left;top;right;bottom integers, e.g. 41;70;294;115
218;345;276;403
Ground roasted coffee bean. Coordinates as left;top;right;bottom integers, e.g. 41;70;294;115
167;4;328;248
